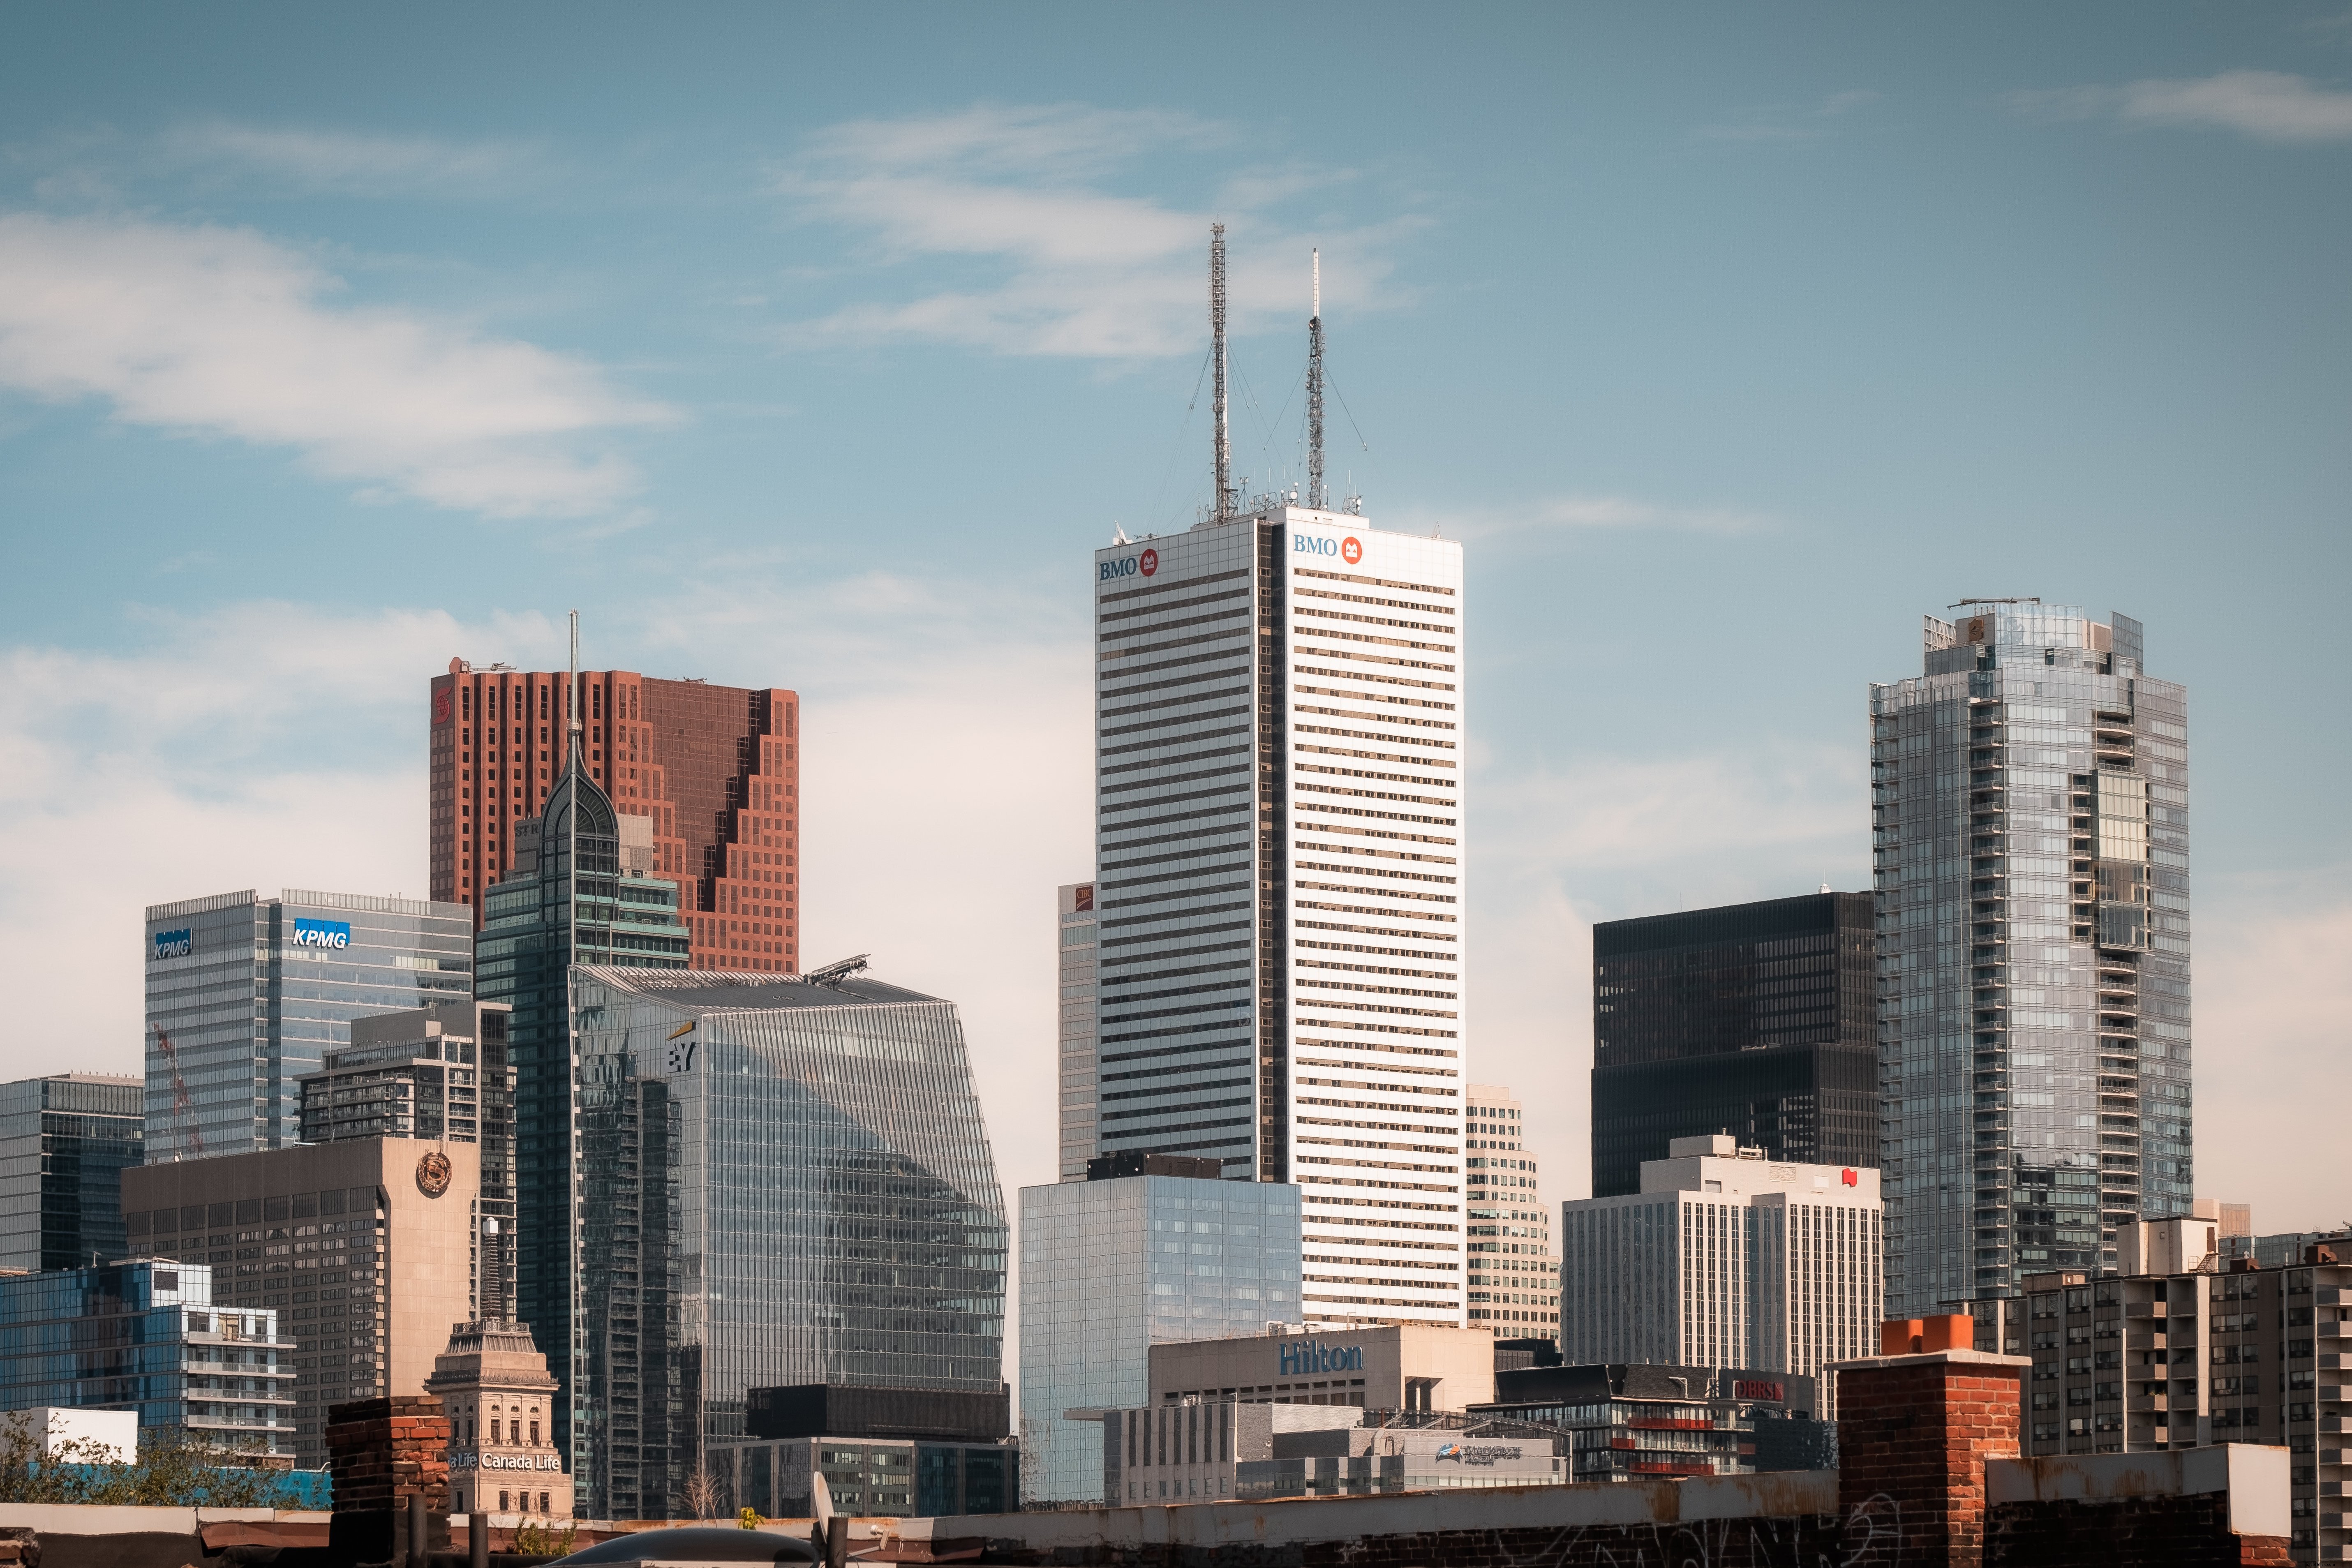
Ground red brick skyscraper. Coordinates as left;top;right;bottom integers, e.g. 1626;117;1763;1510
429;660;799;971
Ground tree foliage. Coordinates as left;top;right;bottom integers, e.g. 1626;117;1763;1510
0;1413;307;1508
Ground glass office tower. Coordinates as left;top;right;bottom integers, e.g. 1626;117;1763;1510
476;737;691;1517
143;890;474;1160
1871;602;2190;1314
564;965;1010;1522
1589;894;1878;1199
0;1074;143;1272
1057;881;1100;1181
1018;1159;1300;1503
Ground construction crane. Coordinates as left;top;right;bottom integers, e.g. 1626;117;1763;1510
152;1024;203;1159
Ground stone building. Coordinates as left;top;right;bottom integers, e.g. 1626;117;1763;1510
428;1318;572;1520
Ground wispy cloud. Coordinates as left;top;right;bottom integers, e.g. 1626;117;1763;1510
1412;493;1775;540
0;211;670;515
1691;89;1881;145
773;102;1419;358
2012;70;2352;144
162;122;547;196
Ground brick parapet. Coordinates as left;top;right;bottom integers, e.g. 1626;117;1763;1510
1988;1494;2294;1567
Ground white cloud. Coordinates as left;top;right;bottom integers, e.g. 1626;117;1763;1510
775;102;1416;359
162;122;545;196
1404;492;1774;542
2013;71;2352;143
0;211;670;515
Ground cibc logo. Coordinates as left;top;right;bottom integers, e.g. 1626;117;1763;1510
1294;533;1364;565
1099;547;1159;582
1841;1168;1859;1187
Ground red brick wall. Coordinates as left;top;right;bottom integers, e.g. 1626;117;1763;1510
325;1393;451;1514
1837;1355;2025;1568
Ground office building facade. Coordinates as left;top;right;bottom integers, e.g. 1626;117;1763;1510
1477;1362;1830;1481
299;1001;514;1309
1873;602;2191;1313
538;965;1008;1521
1057;882;1101;1180
0;1260;293;1455
1558;1137;1881;1417
430;1318;573;1522
1464;1084;1555;1341
1589;893;1876;1200
1091;506;1466;1331
122;1136;481;1467
1964;1218;2349;1565
429;660;801;972
1018;1156;1301;1503
0;1074;143;1274
143;889;472;1160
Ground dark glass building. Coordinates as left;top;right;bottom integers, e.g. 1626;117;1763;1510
0;1074;143;1273
1589;893;1876;1199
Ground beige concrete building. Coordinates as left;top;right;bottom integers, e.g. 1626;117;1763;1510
429;1318;572;1521
1147;1324;1493;1414
1465;1083;1556;1342
123;1135;480;1466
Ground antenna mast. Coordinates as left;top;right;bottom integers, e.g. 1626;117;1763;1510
567;610;582;754
1211;224;1234;521
1306;249;1325;511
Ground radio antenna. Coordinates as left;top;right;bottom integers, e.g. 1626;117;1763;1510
1211;224;1234;521
1306;249;1325;511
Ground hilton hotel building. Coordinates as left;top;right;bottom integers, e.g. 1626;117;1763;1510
1091;506;1465;1329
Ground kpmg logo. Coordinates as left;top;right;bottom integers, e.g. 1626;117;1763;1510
1294;533;1363;565
290;919;352;949
152;929;192;961
1277;1341;1362;1377
1099;547;1159;582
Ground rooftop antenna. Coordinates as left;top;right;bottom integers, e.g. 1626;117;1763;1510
566;610;582;760
1306;248;1325;511
1211;224;1235;522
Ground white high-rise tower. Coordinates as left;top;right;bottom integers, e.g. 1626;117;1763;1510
1088;504;1465;1329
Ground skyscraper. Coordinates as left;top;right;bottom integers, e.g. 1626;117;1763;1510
0;1073;143;1272
143;890;473;1159
1588;894;1877;1200
1090;505;1465;1330
1463;1084;1555;1342
1057;881;1100;1181
1871;601;2189;1314
429;660;800;972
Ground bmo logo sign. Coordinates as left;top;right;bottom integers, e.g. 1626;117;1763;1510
1296;533;1363;565
1099;546;1159;582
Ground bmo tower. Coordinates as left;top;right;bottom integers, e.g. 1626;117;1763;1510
1091;505;1465;1330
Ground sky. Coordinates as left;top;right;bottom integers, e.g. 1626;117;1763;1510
2;0;2347;1325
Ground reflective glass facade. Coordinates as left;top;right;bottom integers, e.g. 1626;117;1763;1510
0;1260;293;1454
0;1074;142;1274
1872;603;2190;1314
1091;507;1465;1330
476;751;691;1518
556;966;1007;1522
1464;1085;1554;1341
1017;1173;1301;1503
143;890;473;1160
1057;882;1100;1180
1590;894;1878;1199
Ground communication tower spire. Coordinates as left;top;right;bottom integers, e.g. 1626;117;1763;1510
567;609;582;757
1306;248;1325;511
1211;224;1234;521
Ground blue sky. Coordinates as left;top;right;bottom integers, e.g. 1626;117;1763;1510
2;5;2347;1240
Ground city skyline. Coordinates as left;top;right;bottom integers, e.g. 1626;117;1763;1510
2;2;2347;1275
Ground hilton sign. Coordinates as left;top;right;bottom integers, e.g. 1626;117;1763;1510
1278;1341;1363;1377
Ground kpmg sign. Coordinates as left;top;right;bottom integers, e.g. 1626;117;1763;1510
151;929;193;961
290;919;353;949
1277;1341;1362;1377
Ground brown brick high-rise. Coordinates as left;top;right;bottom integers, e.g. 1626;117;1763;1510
430;661;800;971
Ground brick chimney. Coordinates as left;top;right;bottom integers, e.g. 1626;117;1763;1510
1835;1342;2030;1568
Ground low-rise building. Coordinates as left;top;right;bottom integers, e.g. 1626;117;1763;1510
1146;1323;1493;1414
122;1136;480;1467
1961;1215;2352;1565
1101;1400;1566;1504
0;1259;293;1455
1474;1362;1832;1482
717;1383;1016;1519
